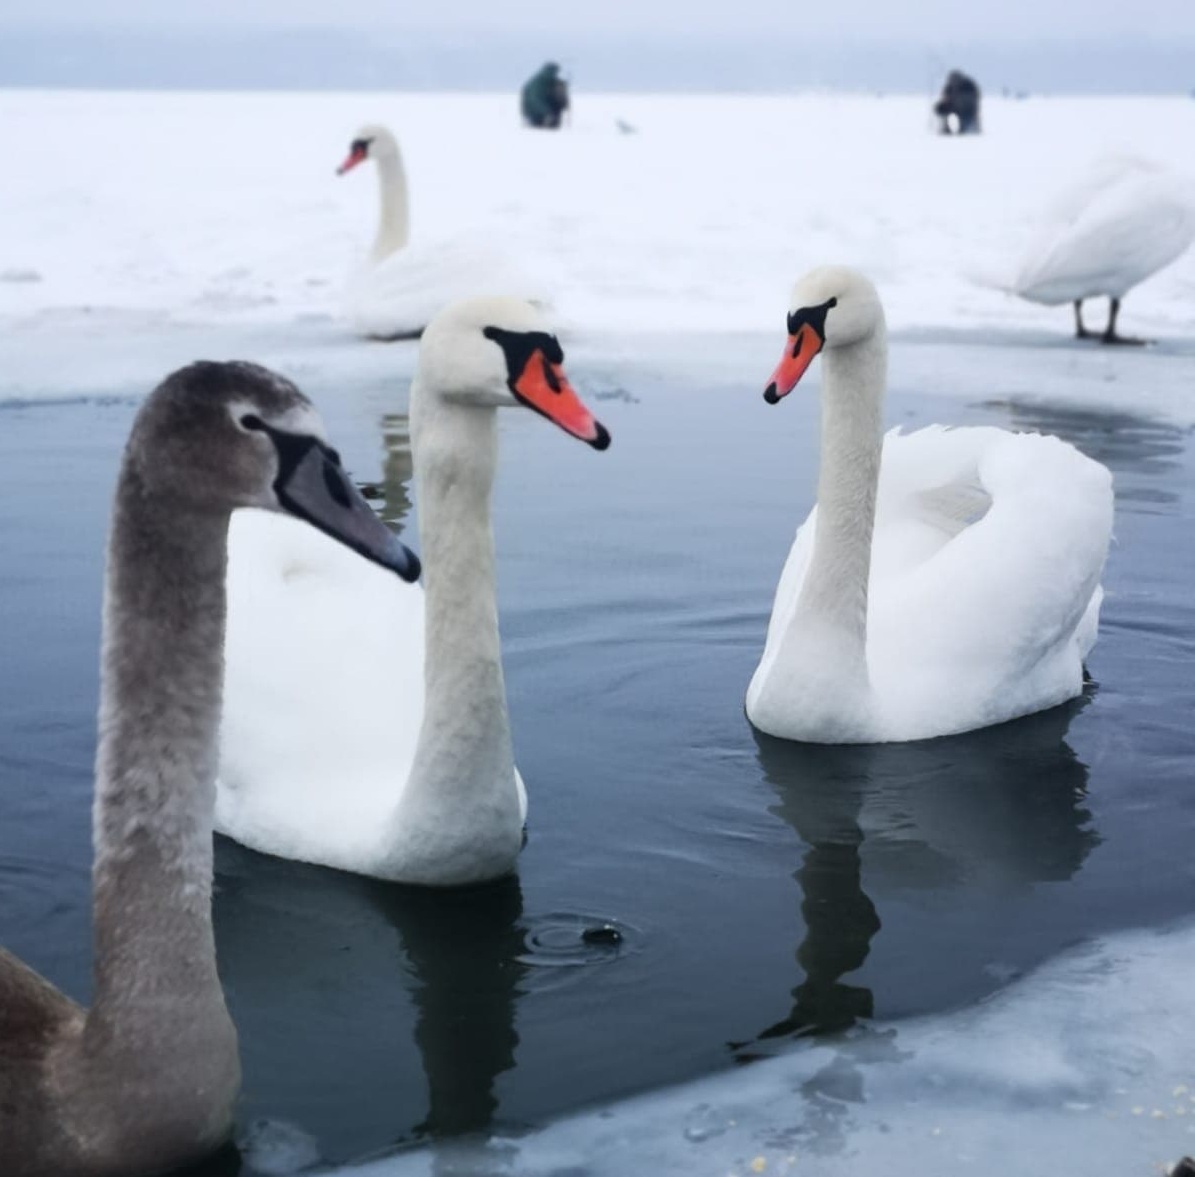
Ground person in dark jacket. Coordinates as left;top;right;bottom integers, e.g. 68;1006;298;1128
521;62;570;129
933;70;981;134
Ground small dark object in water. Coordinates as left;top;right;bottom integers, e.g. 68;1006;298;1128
933;69;981;134
582;924;622;947
1171;1159;1195;1177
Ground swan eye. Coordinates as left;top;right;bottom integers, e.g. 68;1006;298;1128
350;138;371;154
240;414;266;432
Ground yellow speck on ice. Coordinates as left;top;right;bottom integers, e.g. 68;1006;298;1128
1151;1109;1166;1119
751;1159;767;1174
1133;1107;1146;1116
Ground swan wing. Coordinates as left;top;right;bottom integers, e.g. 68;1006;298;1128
868;427;1113;734
218;509;427;870
0;947;82;1052
1014;166;1195;304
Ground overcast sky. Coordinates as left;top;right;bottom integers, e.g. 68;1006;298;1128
3;1;1193;92
5;0;1195;43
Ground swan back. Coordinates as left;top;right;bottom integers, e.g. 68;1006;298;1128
1013;156;1195;303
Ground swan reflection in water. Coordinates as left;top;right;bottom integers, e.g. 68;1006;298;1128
377;413;415;530
212;852;527;1173
733;697;1099;1157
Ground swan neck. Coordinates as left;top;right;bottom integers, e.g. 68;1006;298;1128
88;467;232;1047
797;327;887;654
404;386;513;810
372;150;410;262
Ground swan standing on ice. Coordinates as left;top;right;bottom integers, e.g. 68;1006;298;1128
219;298;610;885
0;363;417;1177
1009;156;1195;344
746;266;1113;745
336;125;534;340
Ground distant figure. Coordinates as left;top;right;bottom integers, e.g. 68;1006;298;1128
934;69;981;134
521;61;570;129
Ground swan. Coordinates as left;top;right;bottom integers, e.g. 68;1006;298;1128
337;125;536;340
0;362;418;1177
218;297;611;885
1008;155;1195;343
746;266;1113;745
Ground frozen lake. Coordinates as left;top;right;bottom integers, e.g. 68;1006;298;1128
1;90;1194;1175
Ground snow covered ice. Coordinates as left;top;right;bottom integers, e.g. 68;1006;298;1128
323;920;1195;1177
1;92;1193;397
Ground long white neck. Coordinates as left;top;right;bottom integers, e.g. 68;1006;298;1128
793;325;887;674
371;149;410;262
392;382;522;882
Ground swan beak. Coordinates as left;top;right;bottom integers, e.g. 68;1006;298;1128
764;324;823;403
513;354;611;451
272;433;421;582
336;146;368;175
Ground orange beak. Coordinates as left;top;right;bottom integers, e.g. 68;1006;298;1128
336;145;368;175
764;324;824;404
512;351;610;450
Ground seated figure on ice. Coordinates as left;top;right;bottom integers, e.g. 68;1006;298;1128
934;69;982;134
521;61;570;130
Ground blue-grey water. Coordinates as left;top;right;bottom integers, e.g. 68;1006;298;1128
1;335;1193;1172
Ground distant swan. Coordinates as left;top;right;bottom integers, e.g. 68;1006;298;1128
218;297;611;884
747;266;1113;744
337;125;536;340
0;362;417;1176
1008;155;1195;343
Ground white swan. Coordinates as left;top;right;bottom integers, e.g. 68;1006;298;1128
337;125;536;340
746;266;1113;745
1008;155;1195;343
218;297;611;884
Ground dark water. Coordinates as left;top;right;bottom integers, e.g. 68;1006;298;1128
2;347;1194;1171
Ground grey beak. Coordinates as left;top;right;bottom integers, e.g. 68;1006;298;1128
266;427;421;582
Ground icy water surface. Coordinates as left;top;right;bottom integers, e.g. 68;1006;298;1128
1;333;1193;1172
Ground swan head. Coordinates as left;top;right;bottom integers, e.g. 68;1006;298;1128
336;124;400;175
417;297;611;450
764;266;884;403
130;362;420;580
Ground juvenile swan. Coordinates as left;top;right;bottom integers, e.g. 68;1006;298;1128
747;266;1113;744
219;297;611;885
0;362;418;1177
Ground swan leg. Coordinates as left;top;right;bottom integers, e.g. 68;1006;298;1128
1101;298;1149;346
1073;300;1095;339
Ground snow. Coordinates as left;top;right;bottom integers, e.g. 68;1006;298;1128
313;919;1195;1177
1;92;1193;403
